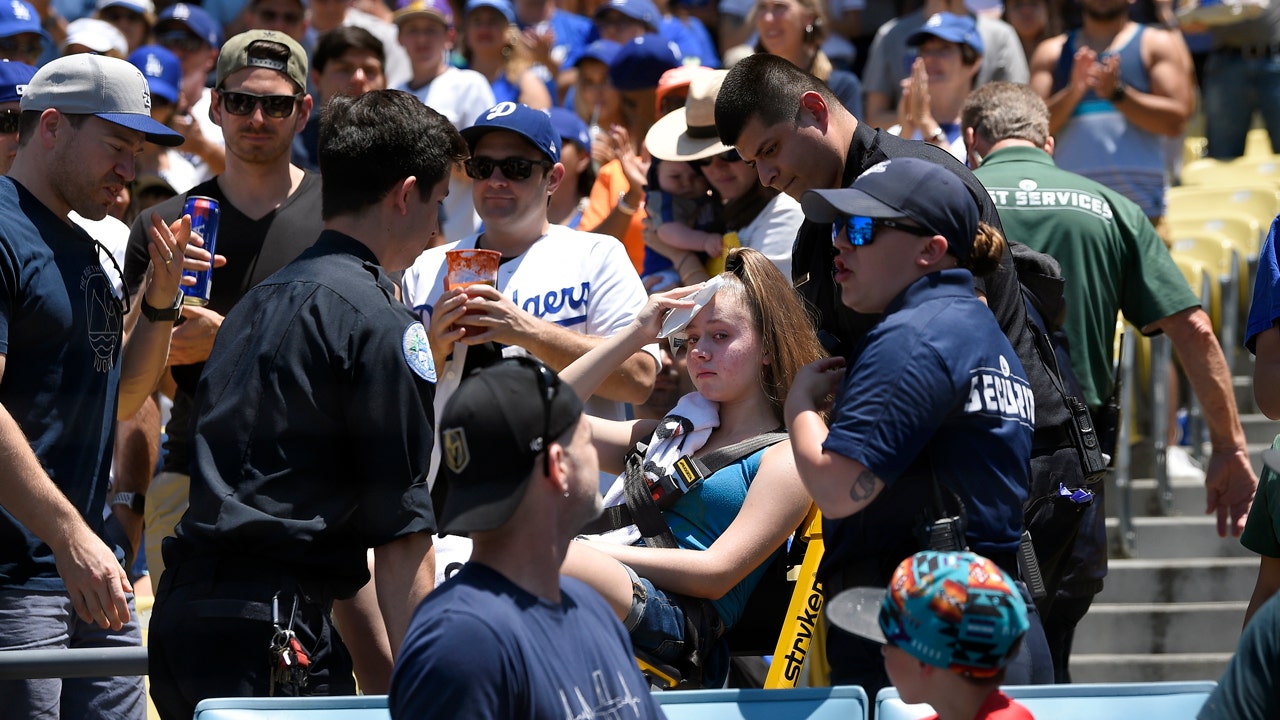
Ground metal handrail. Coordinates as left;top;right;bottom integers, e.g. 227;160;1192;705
1114;328;1137;558
0;647;147;680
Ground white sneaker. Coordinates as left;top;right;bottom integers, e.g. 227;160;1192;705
1166;445;1207;481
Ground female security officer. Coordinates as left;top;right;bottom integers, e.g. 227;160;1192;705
785;156;1049;695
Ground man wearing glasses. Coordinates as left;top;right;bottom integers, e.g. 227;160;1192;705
121;28;323;607
148;89;462;720
0;53;190;719
0;0;50;66
403;102;657;580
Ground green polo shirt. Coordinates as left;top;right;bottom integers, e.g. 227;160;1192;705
974;146;1199;408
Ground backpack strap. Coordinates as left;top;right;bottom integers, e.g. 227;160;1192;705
578;432;789;539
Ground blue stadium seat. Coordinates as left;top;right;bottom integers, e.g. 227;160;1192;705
655;685;869;719
876;681;1217;720
193;695;391;720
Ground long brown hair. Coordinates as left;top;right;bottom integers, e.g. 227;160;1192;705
719;248;826;419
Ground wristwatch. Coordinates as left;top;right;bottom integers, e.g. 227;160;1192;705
141;292;184;322
110;492;145;515
928;127;948;144
1109;80;1127;104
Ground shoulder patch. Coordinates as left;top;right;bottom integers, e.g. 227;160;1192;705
402;322;436;382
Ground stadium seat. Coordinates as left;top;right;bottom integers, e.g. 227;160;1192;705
875;681;1216;720
1181;157;1280;189
655;685;869;720
193;695;390;719
1170;231;1243;360
1166;185;1280;232
1246;127;1275;159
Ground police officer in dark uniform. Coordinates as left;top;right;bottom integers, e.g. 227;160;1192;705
146;90;468;720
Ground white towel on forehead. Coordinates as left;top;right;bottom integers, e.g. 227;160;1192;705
589;392;720;545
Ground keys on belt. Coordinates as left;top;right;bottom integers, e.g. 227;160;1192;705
269;592;311;695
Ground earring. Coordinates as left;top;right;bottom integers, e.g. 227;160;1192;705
563;489;571;498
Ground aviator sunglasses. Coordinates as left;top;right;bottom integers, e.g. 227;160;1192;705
832;215;936;247
219;90;302;119
464;156;554;181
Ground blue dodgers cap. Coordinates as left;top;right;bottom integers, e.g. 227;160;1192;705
574;38;621;68
462;101;561;163
0;60;36;104
907;12;984;55
0;0;49;43
800;157;979;263
465;0;515;24
128;45;181;105
22;54;184;146
608;34;679;92
548;106;590;155
593;0;659;30
157;3;223;48
827;551;1029;679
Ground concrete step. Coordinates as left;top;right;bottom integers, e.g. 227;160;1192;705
1096;557;1257;604
1106;516;1256;559
1069;653;1232;684
1241;413;1280;445
1072;601;1246;654
1105;475;1207;519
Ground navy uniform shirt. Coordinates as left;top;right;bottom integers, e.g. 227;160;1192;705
177;231;437;599
820;270;1033;585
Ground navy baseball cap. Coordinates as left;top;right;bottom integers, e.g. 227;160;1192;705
594;0;659;30
801;157;978;263
437;357;584;534
609;34;679;92
574;38;621;68
157;3;223;48
0;60;34;104
129;45;181;105
462;101;561;163
465;0;515;24
22;54;184;146
907;12;984;55
549;106;590;155
0;0;49;43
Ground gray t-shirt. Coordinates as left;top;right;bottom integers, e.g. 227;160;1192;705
862;11;1029;111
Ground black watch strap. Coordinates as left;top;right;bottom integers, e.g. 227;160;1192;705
110;492;145;514
1110;80;1127;103
141;292;184;322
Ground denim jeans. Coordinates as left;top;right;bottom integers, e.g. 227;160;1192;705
1204;51;1280;159
0;589;145;719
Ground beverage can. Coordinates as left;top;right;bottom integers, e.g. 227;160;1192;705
181;195;220;306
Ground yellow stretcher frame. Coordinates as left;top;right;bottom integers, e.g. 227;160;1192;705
763;507;825;689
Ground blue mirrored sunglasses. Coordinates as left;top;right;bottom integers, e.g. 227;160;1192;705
831;215;936;246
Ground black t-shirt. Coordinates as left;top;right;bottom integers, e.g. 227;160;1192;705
175;231;437;597
801;122;1083;589
124;173;324;476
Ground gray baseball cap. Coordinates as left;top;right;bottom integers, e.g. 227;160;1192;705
21;54;184;146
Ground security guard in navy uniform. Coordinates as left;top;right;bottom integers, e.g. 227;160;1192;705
146;90;469;720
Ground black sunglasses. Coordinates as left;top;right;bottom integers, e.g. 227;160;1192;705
158;31;207;53
690;148;741;168
0;35;41;59
463;156;553;181
219;91;302;119
0;109;19;135
832;215;936;247
508;356;561;476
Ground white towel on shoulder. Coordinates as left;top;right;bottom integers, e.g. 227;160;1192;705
589;392;719;545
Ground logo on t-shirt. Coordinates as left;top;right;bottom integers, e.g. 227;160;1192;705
81;265;120;373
